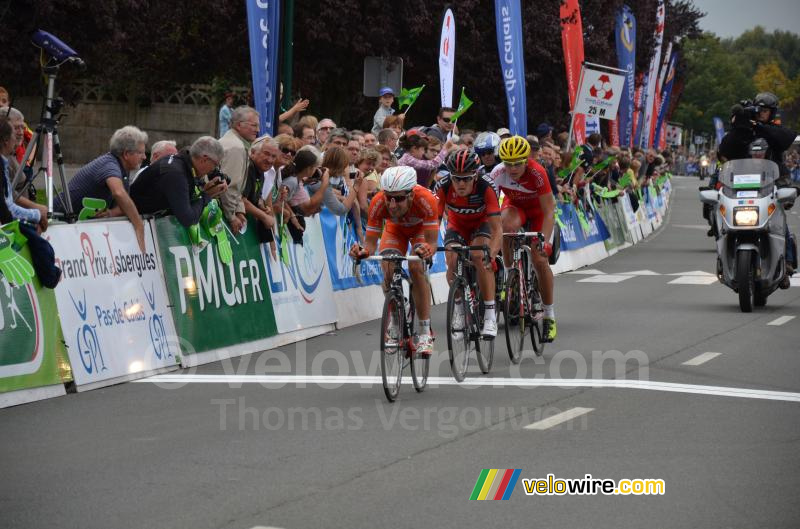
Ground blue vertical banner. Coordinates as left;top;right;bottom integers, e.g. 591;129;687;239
494;0;527;137
615;5;636;148
713;117;725;146
653;51;677;147
246;0;281;136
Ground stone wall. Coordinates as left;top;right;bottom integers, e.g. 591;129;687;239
14;83;246;165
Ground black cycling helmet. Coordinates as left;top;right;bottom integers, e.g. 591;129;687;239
445;149;481;175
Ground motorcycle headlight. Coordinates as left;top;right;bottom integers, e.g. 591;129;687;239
733;206;759;226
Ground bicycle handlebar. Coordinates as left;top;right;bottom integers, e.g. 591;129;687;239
502;232;544;241
437;244;491;266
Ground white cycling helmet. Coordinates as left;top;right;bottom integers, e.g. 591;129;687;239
381;165;418;193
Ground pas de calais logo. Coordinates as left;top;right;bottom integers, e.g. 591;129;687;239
589;74;614;101
469;469;521;501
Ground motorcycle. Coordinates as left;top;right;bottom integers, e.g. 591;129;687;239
699;159;797;312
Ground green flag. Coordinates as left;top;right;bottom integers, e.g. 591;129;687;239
449;87;474;122
591;155;616;174
557;145;584;179
398;85;425;110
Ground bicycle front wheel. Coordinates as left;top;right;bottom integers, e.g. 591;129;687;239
475;284;494;375
529;276;545;357
407;287;429;392
447;279;471;382
504;268;526;364
380;291;405;402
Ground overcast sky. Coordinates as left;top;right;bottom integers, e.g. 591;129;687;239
691;0;800;38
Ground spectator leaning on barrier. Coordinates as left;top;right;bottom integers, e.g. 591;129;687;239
274;148;330;244
55;125;147;252
132;140;177;184
318;145;365;242
219;105;259;234
243;136;279;258
130;136;228;228
0;117;61;287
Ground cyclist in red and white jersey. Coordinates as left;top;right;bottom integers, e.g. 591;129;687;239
489;135;558;342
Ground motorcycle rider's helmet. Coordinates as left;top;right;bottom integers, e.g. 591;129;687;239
748;138;769;159
474;132;501;157
754;92;779;121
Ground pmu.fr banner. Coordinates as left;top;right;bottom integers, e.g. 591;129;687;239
262;214;336;333
560;0;586;145
0;243;72;401
615;5;636;148
48;221;178;387
439;7;456;108
319;208;447;292
495;0;528;136
246;0;281;136
156;215;277;356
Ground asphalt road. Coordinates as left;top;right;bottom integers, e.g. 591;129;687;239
2;176;799;529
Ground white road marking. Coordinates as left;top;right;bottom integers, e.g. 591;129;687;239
669;276;718;285
668;270;715;276
767;315;796;326
524;407;594;430
682;352;722;366
137;375;800;403
617;270;661;276
673;224;711;230
577;275;632;283
791;277;800;287
568;269;606;275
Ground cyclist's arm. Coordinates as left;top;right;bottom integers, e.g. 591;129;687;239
539;192;556;242
363;231;379;257
487;214;502;260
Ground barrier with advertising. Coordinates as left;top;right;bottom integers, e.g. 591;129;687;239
155;216;277;356
0;243;72;406
558;202;611;251
262;215;336;333
48;221;178;388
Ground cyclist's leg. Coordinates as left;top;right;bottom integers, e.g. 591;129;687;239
500;203;524;269
408;232;431;323
528;216;556;341
443;227;467;285
471;226;498;337
377;224;406;291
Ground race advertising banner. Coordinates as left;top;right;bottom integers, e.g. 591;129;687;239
262;215;336;333
319;208;447;292
560;0;586;145
246;0;281;136
574;68;626;121
156;216;277;355
615;5;636;147
495;0;528;136
557;203;610;251
654;51;678;148
48;221;178;387
639;0;665;148
0;243;72;397
665;123;682;146
439;7;456;108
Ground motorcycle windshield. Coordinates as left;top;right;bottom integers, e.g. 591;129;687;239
718;159;779;198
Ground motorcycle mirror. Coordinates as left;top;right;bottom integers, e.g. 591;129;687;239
776;187;797;204
699;189;719;204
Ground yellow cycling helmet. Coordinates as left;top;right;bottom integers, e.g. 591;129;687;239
498;135;531;162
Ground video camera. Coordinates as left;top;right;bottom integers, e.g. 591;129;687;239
31;30;84;67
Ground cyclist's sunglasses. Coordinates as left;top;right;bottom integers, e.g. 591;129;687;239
385;193;410;203
505;159;527;167
452;173;476;182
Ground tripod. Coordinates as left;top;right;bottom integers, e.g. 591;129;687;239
12;64;74;222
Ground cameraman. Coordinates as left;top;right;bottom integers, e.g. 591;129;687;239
130;136;228;227
720;92;797;185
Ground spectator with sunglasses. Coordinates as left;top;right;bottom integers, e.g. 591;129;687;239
490;135;558;343
435;150;502;338
349;166;440;355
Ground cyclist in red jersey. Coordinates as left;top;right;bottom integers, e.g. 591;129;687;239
435;149;502;337
349;166;439;354
490;135;558;342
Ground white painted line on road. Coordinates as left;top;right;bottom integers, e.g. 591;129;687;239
668;270;715;276
568;269;606;275
618;270;661;276
767;315;796;326
682;352;722;366
668;276;718;285
577;274;632;283
673;224;710;230
137;375;800;403
524;407;594;430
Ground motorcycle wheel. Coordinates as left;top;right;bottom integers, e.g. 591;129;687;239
737;251;755;313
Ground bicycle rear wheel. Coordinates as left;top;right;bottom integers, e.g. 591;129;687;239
475;283;494;375
504;268;526;364
494;257;505;330
380;291;405;402
447;279;471;382
408;287;429;392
